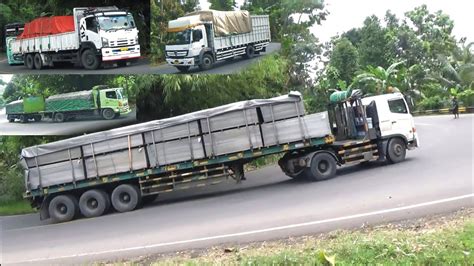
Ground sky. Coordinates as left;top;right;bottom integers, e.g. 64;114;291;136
312;0;472;43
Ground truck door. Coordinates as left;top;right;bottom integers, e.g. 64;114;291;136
100;90;118;109
80;16;101;49
191;26;207;55
383;97;414;141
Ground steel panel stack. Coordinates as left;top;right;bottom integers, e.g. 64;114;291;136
21;93;332;190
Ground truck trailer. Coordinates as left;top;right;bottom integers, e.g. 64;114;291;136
6;86;131;123
11;6;140;70
165;10;271;72
5;23;25;65
20;91;418;223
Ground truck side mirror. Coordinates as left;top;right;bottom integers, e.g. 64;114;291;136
193;30;203;42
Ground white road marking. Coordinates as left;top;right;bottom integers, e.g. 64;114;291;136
5;193;473;264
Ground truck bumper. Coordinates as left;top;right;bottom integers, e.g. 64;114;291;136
117;106;132;115
102;45;141;62
166;57;197;66
407;133;420;150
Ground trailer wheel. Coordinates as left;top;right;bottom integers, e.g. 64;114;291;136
111;184;141;213
48;194;78;223
387;138;406;164
305;153;337;181
54;112;65;123
244;45;256;59
33;53;43;70
79;189;110;218
25;54;34;69
102;108;116;120
176;66;190;72
19;115;27;123
33;115;42;122
81;49;100;70
8;117;15;123
199;54;214;70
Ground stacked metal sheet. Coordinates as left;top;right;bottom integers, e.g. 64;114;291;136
21;92;331;190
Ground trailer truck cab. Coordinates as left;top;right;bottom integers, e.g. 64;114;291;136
166;10;271;72
5;23;24;65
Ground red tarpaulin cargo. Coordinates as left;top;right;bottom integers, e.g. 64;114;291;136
18;16;75;39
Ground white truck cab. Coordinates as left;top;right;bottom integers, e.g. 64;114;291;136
362;93;419;149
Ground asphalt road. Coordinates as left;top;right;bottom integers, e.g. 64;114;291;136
0;108;137;135
0;43;280;75
1;114;473;264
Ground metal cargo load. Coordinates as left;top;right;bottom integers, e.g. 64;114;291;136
45;90;96;112
185;10;251;36
21;93;331;190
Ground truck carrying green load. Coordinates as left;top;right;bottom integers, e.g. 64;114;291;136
5;86;130;123
21;92;419;223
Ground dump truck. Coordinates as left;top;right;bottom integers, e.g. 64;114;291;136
11;6;140;70
21;91;418;223
5;23;25;65
6;86;131;123
165;10;271;72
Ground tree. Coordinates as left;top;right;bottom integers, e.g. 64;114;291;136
353;61;406;94
357;16;395;68
209;0;235;11
327;38;359;85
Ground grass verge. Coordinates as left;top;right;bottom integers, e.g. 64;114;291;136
0;200;35;216
126;209;473;265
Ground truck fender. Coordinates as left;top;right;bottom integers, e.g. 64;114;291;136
199;48;215;62
79;42;99;54
304;150;340;167
381;134;408;145
39;196;52;220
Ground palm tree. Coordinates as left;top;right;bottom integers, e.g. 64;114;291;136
436;42;474;90
352;60;406;94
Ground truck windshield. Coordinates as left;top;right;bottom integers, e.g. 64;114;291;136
98;14;136;31
168;30;191;45
116;89;124;100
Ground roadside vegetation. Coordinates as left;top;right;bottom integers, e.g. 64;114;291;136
131;210;474;265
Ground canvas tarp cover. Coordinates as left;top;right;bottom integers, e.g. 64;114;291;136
45;90;95;112
18;16;75;39
22;93;304;159
5;100;24;114
185;10;251;37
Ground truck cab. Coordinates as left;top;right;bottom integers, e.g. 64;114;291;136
74;6;140;67
94;87;131;119
166;16;211;72
5;23;24;65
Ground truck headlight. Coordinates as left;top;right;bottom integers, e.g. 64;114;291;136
102;37;109;48
166;51;174;57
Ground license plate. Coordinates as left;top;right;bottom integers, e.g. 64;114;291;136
120;47;129;51
174;60;180;64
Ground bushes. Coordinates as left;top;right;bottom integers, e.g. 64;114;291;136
418;95;448;111
0;167;25;203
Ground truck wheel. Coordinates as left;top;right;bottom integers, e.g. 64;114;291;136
79;189;110;218
387;138;406;164
288;171;307;180
48;194;78;223
19;115;27;123
102;108;116;120
244;45;256;59
81;49;100;70
34;115;42;122
25;54;34;69
33;53;43;69
199;54;214;71
8;117;15;123
54;112;65;123
176;66;190;72
304;153;337;181
111;184;141;213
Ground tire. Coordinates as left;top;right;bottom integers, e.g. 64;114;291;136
199;54;214;71
79;189;109;218
244;45;256;59
102;108;116;120
111;184;141;213
81;49;100;70
19;115;27;123
54;112;65;123
33;115;41;122
8;118;14;123
25;54;34;69
287;171;307;180
304;153;337;181
33;53;43;69
387;138;406;164
176;66;190;72
48;194;78;223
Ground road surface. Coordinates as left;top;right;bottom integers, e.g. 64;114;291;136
0;43;280;75
0;109;137;135
1;114;473;264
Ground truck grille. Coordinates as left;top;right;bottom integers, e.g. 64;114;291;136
109;39;136;47
167;50;188;58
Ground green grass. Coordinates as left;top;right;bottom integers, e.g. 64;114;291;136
0;200;35;216
142;212;474;265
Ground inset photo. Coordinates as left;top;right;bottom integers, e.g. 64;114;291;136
149;0;280;74
0;74;137;135
0;0;150;74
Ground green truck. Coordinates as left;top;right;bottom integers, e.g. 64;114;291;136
6;86;131;123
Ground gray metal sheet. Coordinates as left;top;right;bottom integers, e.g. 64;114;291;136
27;160;85;190
260;101;305;122
204;125;262;156
25;147;82;168
143;121;200;144
262;112;331;146
148;137;205;166
82;134;143;156
200;108;259;133
85;148;147;178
